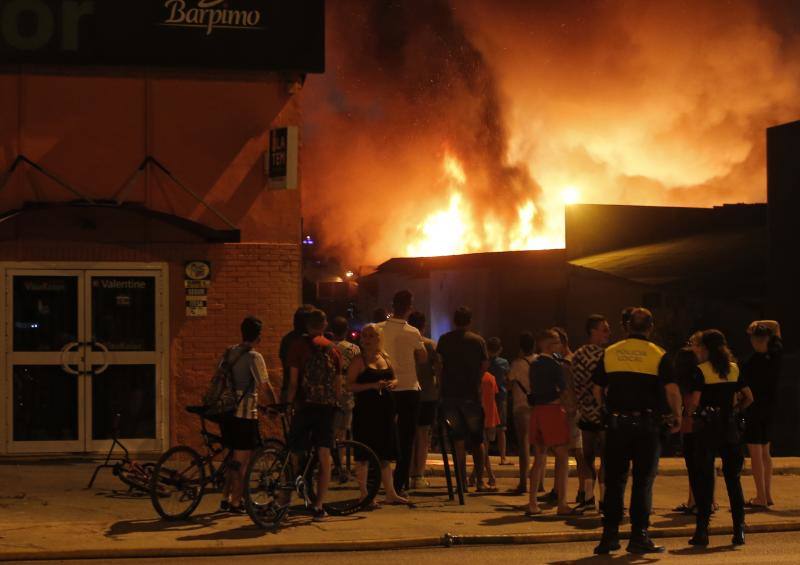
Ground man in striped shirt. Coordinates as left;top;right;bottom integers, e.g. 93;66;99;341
571;314;611;513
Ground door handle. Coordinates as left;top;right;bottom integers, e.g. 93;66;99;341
92;341;111;375
59;341;81;375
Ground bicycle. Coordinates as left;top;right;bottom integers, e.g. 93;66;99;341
87;412;155;494
149;405;284;520
243;403;382;529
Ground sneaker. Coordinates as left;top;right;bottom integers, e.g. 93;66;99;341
410;476;430;490
538;489;558;503
219;499;231;513
228;504;247;515
312;507;328;522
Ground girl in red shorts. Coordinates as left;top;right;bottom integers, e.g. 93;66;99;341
527;330;571;516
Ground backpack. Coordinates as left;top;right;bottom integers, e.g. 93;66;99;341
201;345;251;421
302;339;339;405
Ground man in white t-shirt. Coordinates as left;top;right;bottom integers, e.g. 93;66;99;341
377;290;427;494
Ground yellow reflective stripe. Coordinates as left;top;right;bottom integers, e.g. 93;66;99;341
699;361;740;385
604;338;664;376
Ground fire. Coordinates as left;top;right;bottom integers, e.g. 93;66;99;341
405;152;565;257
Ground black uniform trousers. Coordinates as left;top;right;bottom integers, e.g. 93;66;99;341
393;390;421;492
602;425;661;531
692;436;745;525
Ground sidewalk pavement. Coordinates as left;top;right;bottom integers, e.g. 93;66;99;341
1;458;800;561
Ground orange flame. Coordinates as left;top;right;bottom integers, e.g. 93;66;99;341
405;152;566;257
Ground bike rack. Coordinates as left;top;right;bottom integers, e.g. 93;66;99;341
87;412;131;488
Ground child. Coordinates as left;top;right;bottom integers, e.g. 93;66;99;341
470;371;501;490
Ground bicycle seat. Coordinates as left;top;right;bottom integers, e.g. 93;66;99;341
186;405;208;416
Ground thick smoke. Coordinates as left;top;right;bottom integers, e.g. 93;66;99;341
301;0;800;266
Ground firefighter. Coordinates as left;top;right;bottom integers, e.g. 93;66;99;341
686;329;752;546
592;308;682;555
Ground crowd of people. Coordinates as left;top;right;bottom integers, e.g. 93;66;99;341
210;290;784;555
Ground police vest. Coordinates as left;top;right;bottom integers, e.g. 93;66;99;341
698;361;740;385
604;338;666;376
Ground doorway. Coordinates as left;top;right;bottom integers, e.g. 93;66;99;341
2;265;168;454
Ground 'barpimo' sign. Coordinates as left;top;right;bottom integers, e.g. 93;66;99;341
0;0;324;73
162;0;262;36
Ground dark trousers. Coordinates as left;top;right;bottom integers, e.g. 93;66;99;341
602;426;661;531
693;438;745;525
393;390;421;492
683;433;697;501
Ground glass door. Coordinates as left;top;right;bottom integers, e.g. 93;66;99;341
85;271;163;453
5;268;165;454
5;271;86;453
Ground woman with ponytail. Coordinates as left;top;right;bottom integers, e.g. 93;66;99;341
685;329;753;547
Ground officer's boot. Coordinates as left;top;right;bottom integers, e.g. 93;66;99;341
732;521;746;546
627;528;665;554
593;525;621;555
689;517;710;546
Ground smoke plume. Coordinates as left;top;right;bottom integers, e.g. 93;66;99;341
301;0;800;266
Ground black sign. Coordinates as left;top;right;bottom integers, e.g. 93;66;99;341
269;128;288;180
0;0;325;73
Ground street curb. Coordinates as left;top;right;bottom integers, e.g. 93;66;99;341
3;521;800;562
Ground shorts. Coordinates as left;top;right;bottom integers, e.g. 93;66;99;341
418;401;438;427
288;403;337;452
569;414;582;450
333;407;353;434
496;397;508;430
441;399;484;446
485;427;497;443
744;413;773;445
220;416;260;451
529;404;570;448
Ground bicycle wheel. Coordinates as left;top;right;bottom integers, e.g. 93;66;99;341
150;446;206;520
116;462;156;493
243;445;292;529
306;439;382;516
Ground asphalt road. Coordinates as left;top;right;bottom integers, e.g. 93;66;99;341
18;532;800;564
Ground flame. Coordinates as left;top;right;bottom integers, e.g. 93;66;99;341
405;152;565;257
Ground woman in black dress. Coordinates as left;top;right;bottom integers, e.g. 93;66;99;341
348;324;408;505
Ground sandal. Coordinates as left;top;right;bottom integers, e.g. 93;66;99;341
525;508;543;516
672;503;691;512
745;499;768;509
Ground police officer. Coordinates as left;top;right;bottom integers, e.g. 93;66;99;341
686;329;752;546
592;308;681;555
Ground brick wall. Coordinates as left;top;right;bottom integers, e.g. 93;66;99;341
0;239;300;451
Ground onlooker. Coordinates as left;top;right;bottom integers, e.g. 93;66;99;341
372;307;389;324
285;309;343;521
377;290;427;495
330;316;361;482
279;304;314;403
743;320;783;508
487;337;511;466
570;315;611;514
507;331;536;495
527;329;571;516
408;311;440;490
437;306;490;491
477;370;500;490
673;334;702;514
348;324;408;505
219;316;276;513
552;326;588;509
620;306;636;338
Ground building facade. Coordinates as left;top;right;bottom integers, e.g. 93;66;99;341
0;1;324;455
